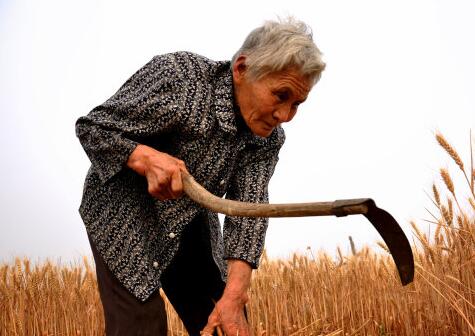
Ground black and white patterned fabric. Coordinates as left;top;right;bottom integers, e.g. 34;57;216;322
76;51;285;301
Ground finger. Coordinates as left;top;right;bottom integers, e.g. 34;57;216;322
200;325;216;336
170;169;183;198
147;174;163;199
177;159;187;173
201;307;221;336
221;313;250;336
158;172;178;200
147;172;173;201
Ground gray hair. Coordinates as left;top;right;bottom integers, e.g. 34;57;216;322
232;17;326;85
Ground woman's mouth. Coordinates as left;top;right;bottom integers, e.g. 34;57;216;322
262;121;275;129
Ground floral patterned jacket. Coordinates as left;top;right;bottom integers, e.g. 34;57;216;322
76;51;285;301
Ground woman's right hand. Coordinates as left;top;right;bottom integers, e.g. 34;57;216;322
127;144;187;201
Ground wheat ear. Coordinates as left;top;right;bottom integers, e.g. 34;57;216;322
440;169;463;213
432;184;441;207
440;168;455;196
437;132;475;198
436;132;464;171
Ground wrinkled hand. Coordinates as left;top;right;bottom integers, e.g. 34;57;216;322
201;293;250;336
127;144;187;200
201;259;253;336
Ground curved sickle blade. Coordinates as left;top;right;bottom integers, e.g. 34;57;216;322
362;199;414;285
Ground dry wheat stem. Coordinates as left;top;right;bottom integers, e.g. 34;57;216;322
347;319;372;336
417;265;475;310
411;222;436;263
458;253;475;270
288;319;322;336
415;268;475;334
422;213;439;225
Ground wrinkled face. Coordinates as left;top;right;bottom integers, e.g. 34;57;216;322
233;56;312;137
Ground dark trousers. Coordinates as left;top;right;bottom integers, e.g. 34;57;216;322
89;214;226;336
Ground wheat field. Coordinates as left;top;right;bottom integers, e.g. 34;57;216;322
1;132;474;335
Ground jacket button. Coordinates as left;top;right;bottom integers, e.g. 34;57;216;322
168;232;176;239
153;261;159;268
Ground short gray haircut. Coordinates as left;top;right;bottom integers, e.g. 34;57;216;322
232;17;326;85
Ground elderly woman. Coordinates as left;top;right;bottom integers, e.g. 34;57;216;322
76;18;325;336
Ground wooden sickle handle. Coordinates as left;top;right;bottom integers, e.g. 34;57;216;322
182;171;369;218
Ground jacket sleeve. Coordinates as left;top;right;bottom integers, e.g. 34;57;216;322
75;54;184;183
223;127;285;268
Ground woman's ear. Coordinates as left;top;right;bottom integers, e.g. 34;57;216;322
232;55;247;84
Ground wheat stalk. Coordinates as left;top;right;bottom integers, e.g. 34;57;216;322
416;267;475;334
411;221;436;264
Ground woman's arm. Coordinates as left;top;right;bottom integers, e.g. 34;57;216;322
201;128;286;335
76;54;184;184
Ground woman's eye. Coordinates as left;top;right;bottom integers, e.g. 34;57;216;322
275;92;289;101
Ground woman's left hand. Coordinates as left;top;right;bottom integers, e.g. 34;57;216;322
201;293;250;336
201;259;252;336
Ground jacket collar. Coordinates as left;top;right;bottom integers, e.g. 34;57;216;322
212;61;238;135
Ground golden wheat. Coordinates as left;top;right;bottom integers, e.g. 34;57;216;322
432;184;441;207
436;132;464;172
440;168;455;196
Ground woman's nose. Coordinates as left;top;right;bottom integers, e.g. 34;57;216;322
273;105;293;123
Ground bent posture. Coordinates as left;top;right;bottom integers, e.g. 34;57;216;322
76;18;325;336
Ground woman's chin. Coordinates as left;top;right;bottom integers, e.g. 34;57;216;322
252;126;274;138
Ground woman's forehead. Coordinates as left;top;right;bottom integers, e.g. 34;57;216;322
266;70;311;96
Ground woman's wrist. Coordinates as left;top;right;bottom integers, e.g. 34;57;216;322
127;144;150;176
223;259;252;303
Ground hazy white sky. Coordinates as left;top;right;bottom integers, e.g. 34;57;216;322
1;0;474;263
